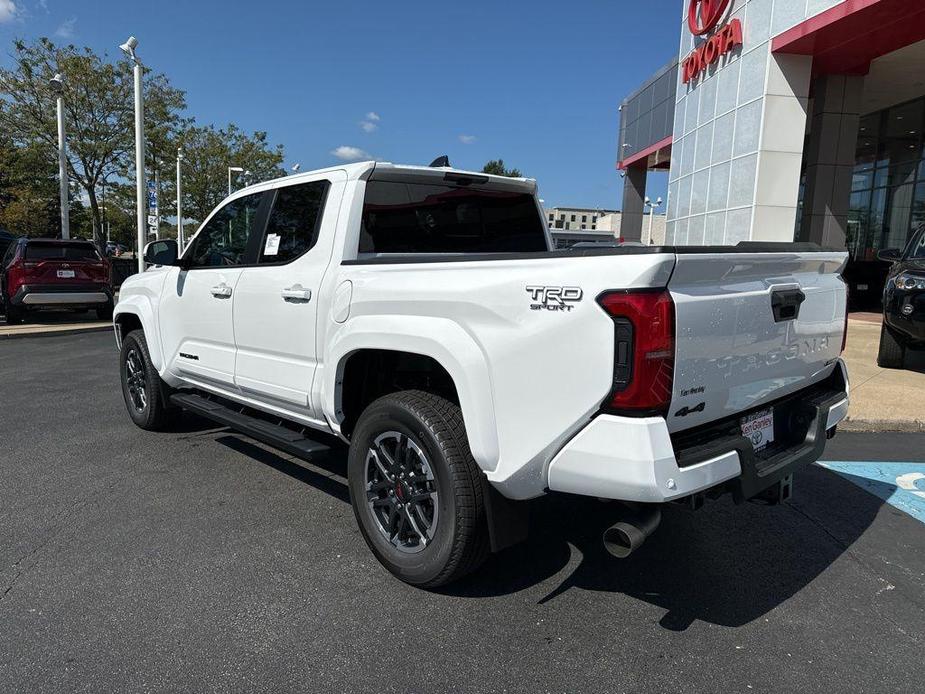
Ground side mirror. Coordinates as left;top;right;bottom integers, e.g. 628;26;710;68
143;239;179;267
878;248;902;263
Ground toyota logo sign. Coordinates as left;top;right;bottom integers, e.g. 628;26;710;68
688;0;730;35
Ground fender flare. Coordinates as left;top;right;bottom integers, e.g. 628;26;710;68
323;314;500;473
113;296;164;372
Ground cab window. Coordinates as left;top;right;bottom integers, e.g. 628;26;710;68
187;192;263;268
259;181;329;264
360;181;548;255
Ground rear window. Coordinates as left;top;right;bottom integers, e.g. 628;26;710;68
360;181;548;254
25;242;101;262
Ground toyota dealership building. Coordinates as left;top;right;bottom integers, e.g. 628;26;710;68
618;0;925;302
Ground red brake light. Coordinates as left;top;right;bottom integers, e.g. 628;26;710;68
597;289;675;415
7;260;26;292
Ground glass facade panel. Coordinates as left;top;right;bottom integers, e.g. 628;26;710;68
847;96;925;260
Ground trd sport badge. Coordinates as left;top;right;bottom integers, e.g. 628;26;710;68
526;286;583;312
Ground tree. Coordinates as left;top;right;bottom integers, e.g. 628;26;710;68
176;123;285;227
0;38;186;246
0;134;60;237
482;159;522;178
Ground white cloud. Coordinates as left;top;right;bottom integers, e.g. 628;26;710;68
54;17;76;38
458;134;477;145
359;120;378;133
38;0;48;11
0;0;18;23
365;112;380;122
331;145;372;162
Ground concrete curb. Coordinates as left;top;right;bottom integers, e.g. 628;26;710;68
0;324;112;340
841;417;925;433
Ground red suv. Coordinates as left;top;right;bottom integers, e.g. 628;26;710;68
0;238;114;324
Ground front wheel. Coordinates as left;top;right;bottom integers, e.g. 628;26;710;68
120;329;172;430
348;390;489;587
877;323;906;369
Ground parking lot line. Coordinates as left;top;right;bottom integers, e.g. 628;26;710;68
817;460;925;524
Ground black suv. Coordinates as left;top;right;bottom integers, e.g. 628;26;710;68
878;224;925;368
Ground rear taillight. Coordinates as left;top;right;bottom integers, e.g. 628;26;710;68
7;261;26;292
597;289;675;415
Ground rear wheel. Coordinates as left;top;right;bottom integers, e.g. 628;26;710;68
3;298;24;324
348;390;489;587
120;329;172;430
96;301;114;321
877;323;906;369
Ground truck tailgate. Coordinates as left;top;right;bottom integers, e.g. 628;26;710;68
666;250;848;434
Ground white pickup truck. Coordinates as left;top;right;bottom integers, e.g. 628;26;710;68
115;161;850;587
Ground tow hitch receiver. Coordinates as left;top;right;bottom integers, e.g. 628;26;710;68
752;474;793;505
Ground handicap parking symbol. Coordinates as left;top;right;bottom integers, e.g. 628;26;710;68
817;461;925;524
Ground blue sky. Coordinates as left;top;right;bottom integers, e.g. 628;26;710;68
0;0;680;210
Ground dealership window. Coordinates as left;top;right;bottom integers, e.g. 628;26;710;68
844;96;925;261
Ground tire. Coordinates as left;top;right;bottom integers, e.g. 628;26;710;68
96;301;114;321
348;390;489;587
120;329;172;430
877;323;906;369
3;298;24;325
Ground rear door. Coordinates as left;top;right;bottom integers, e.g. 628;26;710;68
159;190;268;390
666;249;848;433
232;173;344;416
22;241;109;287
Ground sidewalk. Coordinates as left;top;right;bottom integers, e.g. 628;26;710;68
0;312;112;339
842;316;925;432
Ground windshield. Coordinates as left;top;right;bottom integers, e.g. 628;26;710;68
25;242;101;262
360;181;548;254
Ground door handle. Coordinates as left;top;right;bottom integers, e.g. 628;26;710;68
281;285;312;302
210;283;233;298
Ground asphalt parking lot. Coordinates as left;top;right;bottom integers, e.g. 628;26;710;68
2;332;924;693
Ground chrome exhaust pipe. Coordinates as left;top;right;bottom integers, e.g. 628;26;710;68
602;506;661;559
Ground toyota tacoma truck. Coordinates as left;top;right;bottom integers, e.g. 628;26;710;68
114;161;850;587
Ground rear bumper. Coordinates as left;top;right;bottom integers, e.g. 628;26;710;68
11;284;112;307
547;360;849;503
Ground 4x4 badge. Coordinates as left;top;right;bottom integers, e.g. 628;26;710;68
675;402;706;418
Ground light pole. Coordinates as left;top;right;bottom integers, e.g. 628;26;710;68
228;166;244;195
644;196;662;245
176;148;184;251
290;163;301;175
153;161;161;240
49;73;69;240
120;36;146;272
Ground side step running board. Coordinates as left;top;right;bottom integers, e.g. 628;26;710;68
169;392;331;459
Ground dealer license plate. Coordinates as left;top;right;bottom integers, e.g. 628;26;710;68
741;408;774;451
56;269;75;278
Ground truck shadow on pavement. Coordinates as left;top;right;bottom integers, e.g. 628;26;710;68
447;464;883;630
211;431;882;631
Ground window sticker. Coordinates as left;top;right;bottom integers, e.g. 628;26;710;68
264;233;281;256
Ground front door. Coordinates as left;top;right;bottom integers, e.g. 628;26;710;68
233;174;343;417
158;190;268;391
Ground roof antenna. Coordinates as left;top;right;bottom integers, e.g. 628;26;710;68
429;155;450;168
